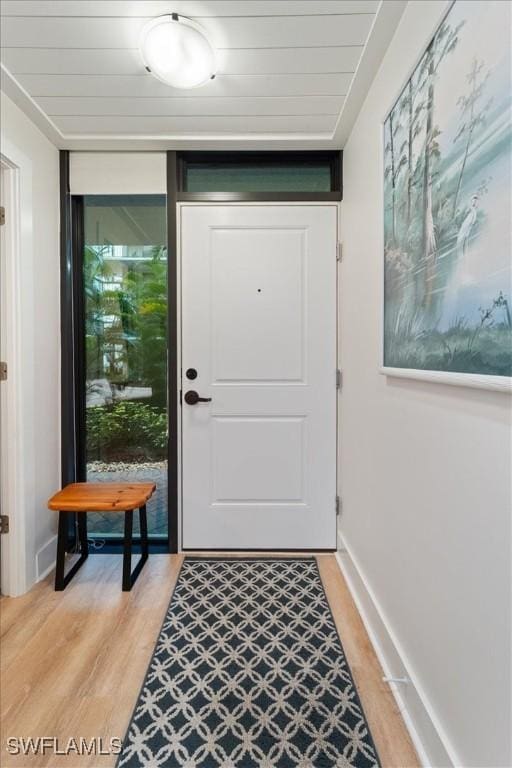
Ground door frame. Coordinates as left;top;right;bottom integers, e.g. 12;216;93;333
176;200;341;552
0;152;28;595
61;151;342;556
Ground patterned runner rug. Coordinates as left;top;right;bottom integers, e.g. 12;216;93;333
118;558;380;768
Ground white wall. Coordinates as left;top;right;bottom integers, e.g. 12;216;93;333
0;92;60;594
338;2;511;766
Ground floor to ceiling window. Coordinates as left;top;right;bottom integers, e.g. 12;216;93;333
82;195;168;540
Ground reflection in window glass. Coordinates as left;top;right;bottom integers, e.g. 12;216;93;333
185;162;332;192
83;195;167;539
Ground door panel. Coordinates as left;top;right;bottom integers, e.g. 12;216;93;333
181;205;337;549
211;228;305;382
212;416;305;502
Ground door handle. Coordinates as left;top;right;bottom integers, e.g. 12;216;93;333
184;390;212;405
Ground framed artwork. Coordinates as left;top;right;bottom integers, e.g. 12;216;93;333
382;0;511;391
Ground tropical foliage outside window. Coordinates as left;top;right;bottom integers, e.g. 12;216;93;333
85;244;168;462
83;196;168;537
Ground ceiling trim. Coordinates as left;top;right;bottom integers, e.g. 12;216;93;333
1;63;63;146
58;136;338;151
332;0;407;146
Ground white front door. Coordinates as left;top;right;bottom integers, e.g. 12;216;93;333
181;204;337;549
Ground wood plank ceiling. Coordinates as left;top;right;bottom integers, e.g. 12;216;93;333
0;1;403;149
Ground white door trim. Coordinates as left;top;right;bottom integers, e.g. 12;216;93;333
177;201;340;552
0;152;28;596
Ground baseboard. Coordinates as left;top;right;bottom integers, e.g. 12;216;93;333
36;535;57;582
336;531;461;768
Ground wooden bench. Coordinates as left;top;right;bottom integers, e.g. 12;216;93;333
48;482;156;592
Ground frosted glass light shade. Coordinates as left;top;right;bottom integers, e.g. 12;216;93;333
140;14;216;89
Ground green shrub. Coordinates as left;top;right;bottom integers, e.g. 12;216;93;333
86;401;167;462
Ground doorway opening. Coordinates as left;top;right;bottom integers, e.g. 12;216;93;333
0;153;25;594
0;162;5;592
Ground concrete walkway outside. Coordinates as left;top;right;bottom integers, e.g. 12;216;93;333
86;462;167;538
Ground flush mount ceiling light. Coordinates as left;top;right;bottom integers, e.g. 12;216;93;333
140;13;216;89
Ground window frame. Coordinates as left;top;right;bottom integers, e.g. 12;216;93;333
176;151;343;201
60;152;175;552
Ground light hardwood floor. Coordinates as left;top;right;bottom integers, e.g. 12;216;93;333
0;554;419;767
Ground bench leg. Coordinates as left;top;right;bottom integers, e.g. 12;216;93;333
55;512;89;591
122;506;149;592
140;504;149;561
